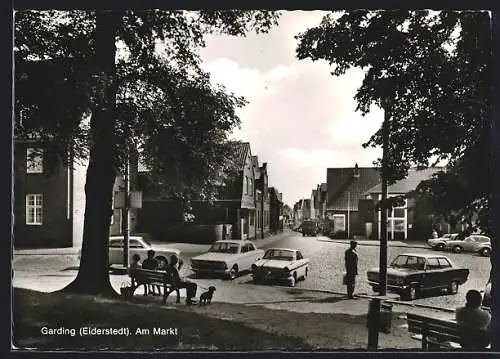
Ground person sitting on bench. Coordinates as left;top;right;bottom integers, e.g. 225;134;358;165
455;289;491;348
167;255;197;305
141;250;161;296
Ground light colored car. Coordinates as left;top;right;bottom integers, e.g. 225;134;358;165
251;248;310;287
427;233;459;250
444;235;491;256
108;236;182;268
191;240;265;280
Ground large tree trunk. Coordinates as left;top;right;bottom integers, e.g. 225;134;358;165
60;11;121;296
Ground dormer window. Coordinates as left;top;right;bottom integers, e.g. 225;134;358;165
353;163;360;178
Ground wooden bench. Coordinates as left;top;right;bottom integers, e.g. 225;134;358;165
406;313;491;349
129;268;180;304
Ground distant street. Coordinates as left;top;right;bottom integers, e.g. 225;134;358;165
13;232;491;312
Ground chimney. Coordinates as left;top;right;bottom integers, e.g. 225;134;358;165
353;163;360;178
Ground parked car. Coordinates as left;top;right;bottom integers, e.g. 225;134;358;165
367;253;469;301
443;235;491;256
108;235;182;268
301;220;318;237
251;248;309;287
427;233;459;251
482;279;491;311
191;240;265;280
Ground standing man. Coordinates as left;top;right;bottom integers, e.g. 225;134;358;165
344;240;358;299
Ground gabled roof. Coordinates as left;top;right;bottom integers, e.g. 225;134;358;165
252;156;261;180
229;141;251;170
364;167;444;195
326;167;380;211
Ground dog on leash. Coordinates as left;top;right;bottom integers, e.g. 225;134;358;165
199;286;216;305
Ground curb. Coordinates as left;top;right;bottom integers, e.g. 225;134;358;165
317;238;429;250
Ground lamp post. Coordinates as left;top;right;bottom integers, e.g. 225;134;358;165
122;151;130;268
368;95;390;349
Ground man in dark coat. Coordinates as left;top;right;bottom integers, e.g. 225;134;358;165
344;240;358;299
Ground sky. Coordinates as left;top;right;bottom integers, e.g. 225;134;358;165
199;10;384;207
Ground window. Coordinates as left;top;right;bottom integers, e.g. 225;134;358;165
241;244;249;253
426;258;440;270
248;243;256;251
438;258;452;268
296;251;303;260
26;194;43;225
333;214;346;232
109;239;122;248
249;211;254;226
26;148;43;173
129;239;144;248
243;176;247;194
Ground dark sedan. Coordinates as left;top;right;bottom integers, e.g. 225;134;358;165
367;253;469;301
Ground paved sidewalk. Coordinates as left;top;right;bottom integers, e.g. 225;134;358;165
318;238;428;250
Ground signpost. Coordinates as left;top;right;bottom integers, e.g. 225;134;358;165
368;96;390;349
114;154;142;269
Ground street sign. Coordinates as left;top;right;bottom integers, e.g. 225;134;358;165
114;191;126;209
113;191;142;209
130;191;142;208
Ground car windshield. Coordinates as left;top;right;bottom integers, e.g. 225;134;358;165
390;255;425;270
208;242;240;254
263;249;294;261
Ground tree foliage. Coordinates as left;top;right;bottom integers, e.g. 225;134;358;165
15;10;280;187
15;9;280;295
296;10;491;234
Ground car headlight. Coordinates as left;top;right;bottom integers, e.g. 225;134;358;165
251;264;257;271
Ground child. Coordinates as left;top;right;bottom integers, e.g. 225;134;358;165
141;250;161;296
128;254;147;294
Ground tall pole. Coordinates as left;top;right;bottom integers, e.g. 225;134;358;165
122;151;130;268
368;96;390;349
379;98;390;297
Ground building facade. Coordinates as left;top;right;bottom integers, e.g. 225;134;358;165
325;164;380;237
13;140;138;248
360;167;445;241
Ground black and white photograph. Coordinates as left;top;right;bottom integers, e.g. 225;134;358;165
11;7;498;351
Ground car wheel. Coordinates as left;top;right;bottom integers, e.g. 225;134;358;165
289;273;297;287
402;285;418;301
480;248;491;257
302;233;305;237
228;265;238;280
453;245;463;253
436;243;444;251
447;281;459;295
303;267;308;279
